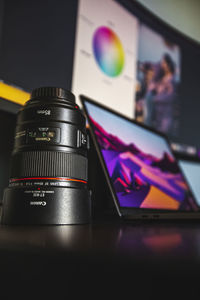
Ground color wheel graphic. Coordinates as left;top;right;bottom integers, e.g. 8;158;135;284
92;26;125;77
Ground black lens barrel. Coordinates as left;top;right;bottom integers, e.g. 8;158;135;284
1;87;91;225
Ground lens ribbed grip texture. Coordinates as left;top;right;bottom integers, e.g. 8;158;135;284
11;151;87;181
31;87;75;102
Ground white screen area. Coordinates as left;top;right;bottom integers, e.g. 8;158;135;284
72;0;138;117
179;160;200;206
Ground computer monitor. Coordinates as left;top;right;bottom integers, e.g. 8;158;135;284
72;0;200;158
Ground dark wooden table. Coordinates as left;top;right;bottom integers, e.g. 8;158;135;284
0;213;200;298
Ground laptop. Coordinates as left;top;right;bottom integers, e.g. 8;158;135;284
178;158;200;207
80;95;200;220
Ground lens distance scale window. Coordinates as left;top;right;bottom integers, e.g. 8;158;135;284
27;127;60;143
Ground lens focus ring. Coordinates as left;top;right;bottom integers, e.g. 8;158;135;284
10;151;88;181
31;87;75;102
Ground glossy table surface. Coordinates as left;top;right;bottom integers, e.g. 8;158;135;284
1;212;200;297
1;218;200;260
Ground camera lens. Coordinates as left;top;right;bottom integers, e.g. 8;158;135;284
1;87;91;224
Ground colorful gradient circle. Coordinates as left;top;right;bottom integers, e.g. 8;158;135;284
92;26;125;77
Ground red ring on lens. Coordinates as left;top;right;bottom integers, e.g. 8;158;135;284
10;177;87;184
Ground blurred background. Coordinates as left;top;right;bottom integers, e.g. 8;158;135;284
137;0;200;43
0;0;199;203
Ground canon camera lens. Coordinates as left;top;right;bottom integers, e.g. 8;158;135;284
1;87;91;224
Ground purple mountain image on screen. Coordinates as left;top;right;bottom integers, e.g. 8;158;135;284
90;116;178;172
90;116;189;209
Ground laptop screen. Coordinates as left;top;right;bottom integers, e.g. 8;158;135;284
81;96;198;212
178;160;200;207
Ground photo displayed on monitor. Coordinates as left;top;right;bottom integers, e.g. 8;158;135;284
178;159;200;207
135;24;181;138
83;99;197;212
